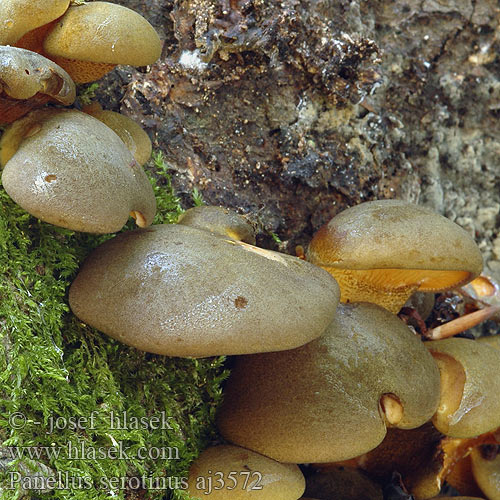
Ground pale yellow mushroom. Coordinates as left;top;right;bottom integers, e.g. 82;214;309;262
0;0;69;46
43;2;162;83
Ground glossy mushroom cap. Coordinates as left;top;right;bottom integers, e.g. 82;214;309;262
426;338;500;438
306;200;483;313
43;2;162;83
83;103;152;166
470;447;500;500
217;303;441;463
187;445;305;499
69;224;340;357
0;0;69;45
178;206;256;244
1;109;156;233
0;46;75;124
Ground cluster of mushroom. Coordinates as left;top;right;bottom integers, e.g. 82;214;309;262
65;199;500;499
1;0;162;232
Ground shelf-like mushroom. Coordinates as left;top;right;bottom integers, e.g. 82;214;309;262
82;102;152;166
0;0;68;46
426;338;500;438
178;205;256;244
0;46;75;124
217;302;441;463
306;200;483;313
470;447;500;500
187;445;305;499
1;109;156;233
42;1;162;83
69;223;340;357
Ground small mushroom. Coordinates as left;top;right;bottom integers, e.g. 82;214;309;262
470;446;500;500
426;338;500;437
306;200;483;313
1;109;156;233
69;224;340;356
217;303;441;463
177;206;256;244
0;0;69;46
82;102;152;166
42;1;162;83
187;445;305;499
0;46;75;124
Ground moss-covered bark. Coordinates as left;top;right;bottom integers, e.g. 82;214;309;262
0;154;226;499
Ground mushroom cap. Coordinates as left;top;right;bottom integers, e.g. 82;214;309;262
0;46;75;123
478;334;500;352
178;206;256;244
69;224;340;357
307;199;483;291
43;2;162;66
83;104;152;166
427;338;500;438
470;447;500;500
0;0;69;45
187;445;305;499
1;109;156;233
217;302;441;463
0;46;74;101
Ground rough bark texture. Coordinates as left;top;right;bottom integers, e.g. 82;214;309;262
96;0;500;273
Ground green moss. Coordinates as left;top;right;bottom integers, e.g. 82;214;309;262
0;153;228;499
75;83;100;108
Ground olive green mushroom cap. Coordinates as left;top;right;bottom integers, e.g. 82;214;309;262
43;2;162;66
84;108;152;166
187;445;305;499
426;338;500;438
478;334;500;352
1;109;156;233
0;0;69;45
217;302;441;463
307;200;482;276
178;206;256;244
306;200;483;313
69;224;340;357
470;447;500;500
0;46;75;102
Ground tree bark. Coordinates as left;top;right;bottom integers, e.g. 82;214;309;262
97;0;500;272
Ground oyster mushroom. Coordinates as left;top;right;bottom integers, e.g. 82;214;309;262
82;102;152;166
1;109;156;233
0;46;75;124
426;338;500;437
217;302;441;463
42;1;162;83
68;224;340;357
187;445;305;499
470;446;500;500
306;200;483;313
178;205;256;244
0;0;68;46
